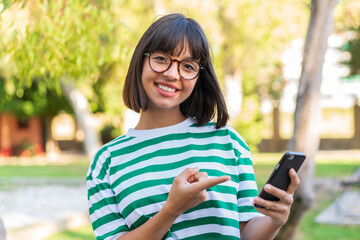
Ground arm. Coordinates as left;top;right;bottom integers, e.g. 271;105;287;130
118;167;231;240
239;216;282;240
116;205;178;240
240;169;300;240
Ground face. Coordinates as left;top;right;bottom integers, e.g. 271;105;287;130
141;43;198;113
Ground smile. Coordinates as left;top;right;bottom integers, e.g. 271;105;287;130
156;83;177;92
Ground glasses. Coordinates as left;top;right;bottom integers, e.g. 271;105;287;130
144;51;204;80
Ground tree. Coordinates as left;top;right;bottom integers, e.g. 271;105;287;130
154;0;308;150
0;76;74;155
212;1;309;151
0;0;122;157
1;0;160;144
276;0;338;239
337;0;360;77
341;29;360;76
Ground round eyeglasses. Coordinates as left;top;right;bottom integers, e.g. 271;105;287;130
144;51;204;80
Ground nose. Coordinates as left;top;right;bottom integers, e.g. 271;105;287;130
163;60;181;81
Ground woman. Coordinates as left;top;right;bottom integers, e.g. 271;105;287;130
87;13;300;240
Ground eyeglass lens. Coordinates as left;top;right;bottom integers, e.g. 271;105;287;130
149;52;200;80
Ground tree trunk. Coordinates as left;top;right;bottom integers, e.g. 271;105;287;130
61;81;101;158
276;0;338;239
271;106;281;152
353;101;360;149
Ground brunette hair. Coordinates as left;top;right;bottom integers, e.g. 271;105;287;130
123;13;229;128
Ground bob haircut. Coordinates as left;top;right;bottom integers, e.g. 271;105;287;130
123;13;229;129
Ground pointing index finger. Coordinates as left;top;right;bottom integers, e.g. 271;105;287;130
196;175;231;191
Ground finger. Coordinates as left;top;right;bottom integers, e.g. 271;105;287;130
263;185;285;201
187;175;196;183
253;196;275;210
253;201;283;220
263;184;293;205
194;171;208;182
263;184;284;199
253;197;287;212
176;167;199;181
196;175;231;190
286;168;300;194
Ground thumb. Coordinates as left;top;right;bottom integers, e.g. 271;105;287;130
176;167;200;181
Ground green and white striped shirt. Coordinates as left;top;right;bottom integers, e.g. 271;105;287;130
87;118;262;240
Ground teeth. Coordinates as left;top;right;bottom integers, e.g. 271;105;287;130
157;84;176;92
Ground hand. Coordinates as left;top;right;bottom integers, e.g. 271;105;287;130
253;168;300;226
163;167;231;217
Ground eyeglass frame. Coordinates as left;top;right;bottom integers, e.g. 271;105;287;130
144;51;204;80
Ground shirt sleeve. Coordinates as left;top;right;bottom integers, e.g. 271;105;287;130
227;127;263;222
87;151;130;240
236;149;264;222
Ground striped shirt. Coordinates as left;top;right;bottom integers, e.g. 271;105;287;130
87;118;262;240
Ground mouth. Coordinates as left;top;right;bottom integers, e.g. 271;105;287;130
155;83;179;93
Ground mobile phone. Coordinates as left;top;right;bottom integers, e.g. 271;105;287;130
254;151;306;208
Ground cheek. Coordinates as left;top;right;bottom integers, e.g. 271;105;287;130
141;63;155;85
181;82;197;102
186;79;198;94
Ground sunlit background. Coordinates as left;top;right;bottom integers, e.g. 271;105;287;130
0;0;359;239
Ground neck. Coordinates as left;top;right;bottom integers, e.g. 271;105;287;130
135;108;186;130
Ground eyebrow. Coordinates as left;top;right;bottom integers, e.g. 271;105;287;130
157;51;195;61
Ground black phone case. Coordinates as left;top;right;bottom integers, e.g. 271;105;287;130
255;151;306;208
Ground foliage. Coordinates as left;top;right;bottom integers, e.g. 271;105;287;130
341;27;360;77
1;0;310;140
232;102;265;153
334;0;360;31
0;0;121;120
0;76;73;119
95;0;156;132
334;0;360;79
155;1;309;150
214;1;308;150
100;123;123;144
0;0;159;137
3;1;117;89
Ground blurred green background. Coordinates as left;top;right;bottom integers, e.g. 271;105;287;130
1;0;360;239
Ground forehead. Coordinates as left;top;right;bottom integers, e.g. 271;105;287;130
143;15;208;64
147;33;203;60
172;40;193;58
151;38;194;58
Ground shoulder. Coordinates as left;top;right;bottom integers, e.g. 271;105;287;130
190;120;249;149
215;124;251;158
94;134;135;160
224;125;249;151
87;134;135;179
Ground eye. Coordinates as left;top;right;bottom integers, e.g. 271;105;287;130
154;56;166;62
181;61;197;72
151;53;169;64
